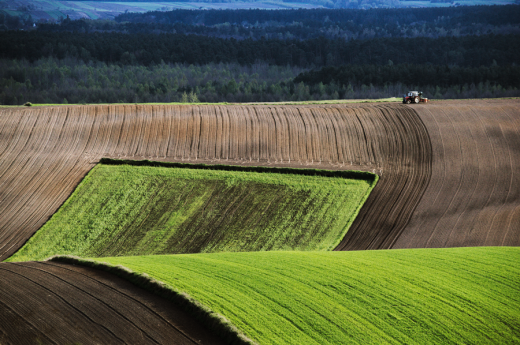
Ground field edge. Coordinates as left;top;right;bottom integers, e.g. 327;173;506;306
99;157;377;182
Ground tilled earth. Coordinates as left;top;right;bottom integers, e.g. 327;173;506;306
0;261;225;345
0;103;432;260
394;100;520;248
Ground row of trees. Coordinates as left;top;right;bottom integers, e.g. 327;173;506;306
115;6;520;27
1;57;518;105
2;31;519;68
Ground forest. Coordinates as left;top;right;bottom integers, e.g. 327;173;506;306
2;58;517;104
2;31;518;68
1;5;519;104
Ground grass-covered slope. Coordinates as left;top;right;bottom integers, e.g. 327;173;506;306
74;247;520;345
8;163;375;262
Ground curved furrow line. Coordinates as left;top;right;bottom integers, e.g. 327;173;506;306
23;261;202;345
0;297;59;345
335;103;432;250
0;109;56;197
116;105;136;158
0;108;26;158
447;106;485;247
498;104;520;245
213;106;223;161
479;106;517;246
298;107;318;164
391;105;447;248
0;110;67;247
40;261;211;344
394;100;520;248
477;108;515;246
172;105;187;160
248;106;259;162
443;105;489;247
0;111;95;257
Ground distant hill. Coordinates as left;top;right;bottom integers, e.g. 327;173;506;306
1;0;517;23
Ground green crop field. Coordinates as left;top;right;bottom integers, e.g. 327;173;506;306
8;163;375;262
78;247;520;345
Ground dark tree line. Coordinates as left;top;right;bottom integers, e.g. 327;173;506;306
2;6;519;104
115;6;520;27
1;31;519;68
294;64;520;89
2;57;518;105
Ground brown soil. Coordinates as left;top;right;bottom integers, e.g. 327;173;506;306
394;99;520;248
0;103;431;259
0;261;226;345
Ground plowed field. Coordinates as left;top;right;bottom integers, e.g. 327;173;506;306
0;103;430;260
1;100;519;259
395;99;520;248
0;260;225;345
1;100;520;345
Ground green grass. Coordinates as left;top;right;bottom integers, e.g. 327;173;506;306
74;247;520;345
8;163;375;262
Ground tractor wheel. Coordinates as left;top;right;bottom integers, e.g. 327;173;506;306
414;97;420;104
406;99;412;104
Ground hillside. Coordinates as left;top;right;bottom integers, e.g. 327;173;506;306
7;162;375;261
1;101;519;260
59;247;520;344
0;103;431;260
394;100;520;248
1;100;519;344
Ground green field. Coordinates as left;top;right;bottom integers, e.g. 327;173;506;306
8;163;375;262
71;247;520;345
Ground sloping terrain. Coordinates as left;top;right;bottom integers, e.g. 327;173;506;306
0;103;430;260
0;100;518;255
0;260;225;345
1;100;520;345
74;247;520;345
395;99;520;248
7;163;374;261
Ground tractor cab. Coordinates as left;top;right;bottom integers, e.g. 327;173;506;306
403;91;428;104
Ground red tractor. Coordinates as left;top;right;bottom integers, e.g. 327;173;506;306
403;91;428;104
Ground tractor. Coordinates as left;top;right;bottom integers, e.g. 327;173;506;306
403;91;428;104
